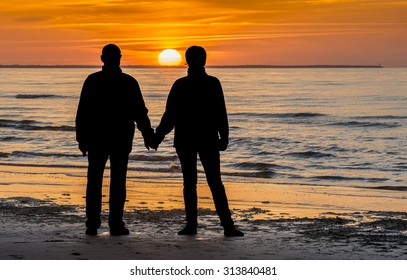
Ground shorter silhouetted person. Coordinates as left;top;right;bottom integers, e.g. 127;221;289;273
76;44;153;236
153;46;243;237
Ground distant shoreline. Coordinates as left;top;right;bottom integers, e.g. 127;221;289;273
0;64;384;69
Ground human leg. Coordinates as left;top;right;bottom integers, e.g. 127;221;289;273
176;148;198;234
199;148;243;236
109;152;130;235
86;150;108;233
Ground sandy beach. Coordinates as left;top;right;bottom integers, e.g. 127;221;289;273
1;165;406;260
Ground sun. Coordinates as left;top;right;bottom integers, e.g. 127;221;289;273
158;49;182;66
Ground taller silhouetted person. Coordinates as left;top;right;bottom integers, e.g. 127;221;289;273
153;46;243;237
76;44;153;236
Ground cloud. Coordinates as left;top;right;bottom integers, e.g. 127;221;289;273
0;0;406;65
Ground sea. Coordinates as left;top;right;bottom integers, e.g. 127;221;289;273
0;67;406;191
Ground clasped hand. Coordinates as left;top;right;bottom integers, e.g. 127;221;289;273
144;131;164;150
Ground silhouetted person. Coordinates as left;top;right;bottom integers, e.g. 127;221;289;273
76;44;153;236
153;46;243;237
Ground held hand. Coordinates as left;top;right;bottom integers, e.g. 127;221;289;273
142;128;155;150
144;137;151;150
149;138;159;150
217;138;228;151
78;143;88;157
149;132;165;150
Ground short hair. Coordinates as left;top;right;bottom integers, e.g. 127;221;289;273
185;46;206;67
102;44;121;58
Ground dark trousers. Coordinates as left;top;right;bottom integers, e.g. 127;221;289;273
86;150;129;229
176;147;234;228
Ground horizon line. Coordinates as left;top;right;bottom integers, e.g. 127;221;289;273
0;64;385;69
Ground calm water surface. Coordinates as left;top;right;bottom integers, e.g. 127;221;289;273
0;67;406;190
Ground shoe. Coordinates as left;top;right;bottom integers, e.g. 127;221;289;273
178;225;197;235
85;227;97;236
110;226;130;236
224;226;244;237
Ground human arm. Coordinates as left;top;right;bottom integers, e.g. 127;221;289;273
154;82;178;149
215;79;229;151
132;80;154;150
75;77;91;156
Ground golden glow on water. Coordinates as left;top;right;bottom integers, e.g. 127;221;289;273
1;68;406;190
1;165;406;219
1;68;406;227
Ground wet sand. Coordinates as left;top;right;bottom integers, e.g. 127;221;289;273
1;165;407;260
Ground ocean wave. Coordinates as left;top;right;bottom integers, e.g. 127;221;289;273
230;136;296;145
0;162;180;174
128;154;178;162
394;163;407;170
0;136;27;141
11;151;82;158
330;121;401;129
15;94;64;99
369;186;407;192
127;166;180;173
285;151;336;158
323;145;350;153
0;160;276;179
0;119;74;132
232;162;295;171
0;119;38;126
354;115;407;120
224;170;276;179
312;175;389;182
0;106;40;111
283;113;327;118
231;112;327;119
0;162;85;169
5;151;179;163
230;112;271;119
35;125;75;131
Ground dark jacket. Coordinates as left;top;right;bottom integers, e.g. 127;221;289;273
156;67;229;149
75;66;152;153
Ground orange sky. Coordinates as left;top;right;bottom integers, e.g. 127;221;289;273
0;0;406;66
